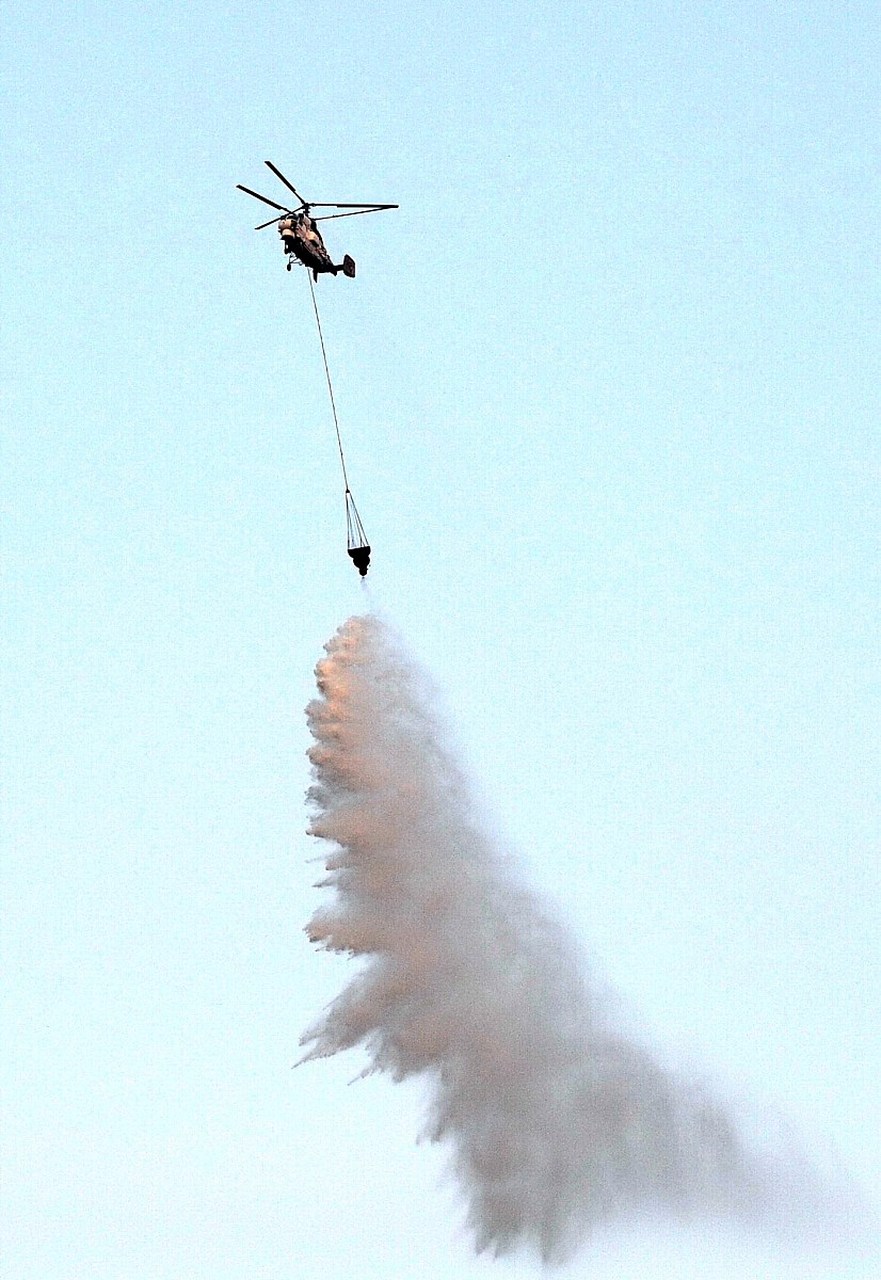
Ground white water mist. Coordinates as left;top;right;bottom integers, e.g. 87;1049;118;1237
300;615;833;1263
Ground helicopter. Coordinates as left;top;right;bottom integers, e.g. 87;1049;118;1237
237;161;398;278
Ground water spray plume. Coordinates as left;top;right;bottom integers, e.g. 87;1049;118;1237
301;615;840;1263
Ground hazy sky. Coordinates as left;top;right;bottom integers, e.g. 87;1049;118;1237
2;2;879;1277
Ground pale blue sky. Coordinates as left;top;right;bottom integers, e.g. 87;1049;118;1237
2;2;879;1276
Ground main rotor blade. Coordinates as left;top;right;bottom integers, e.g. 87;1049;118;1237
310;202;399;210
264;160;306;206
313;207;398;222
254;214;284;230
237;184;289;212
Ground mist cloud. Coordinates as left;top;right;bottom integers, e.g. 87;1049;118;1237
300;615;837;1262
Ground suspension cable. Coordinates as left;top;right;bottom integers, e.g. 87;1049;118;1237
307;270;350;493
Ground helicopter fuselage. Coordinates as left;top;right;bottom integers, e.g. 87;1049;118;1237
279;211;339;275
